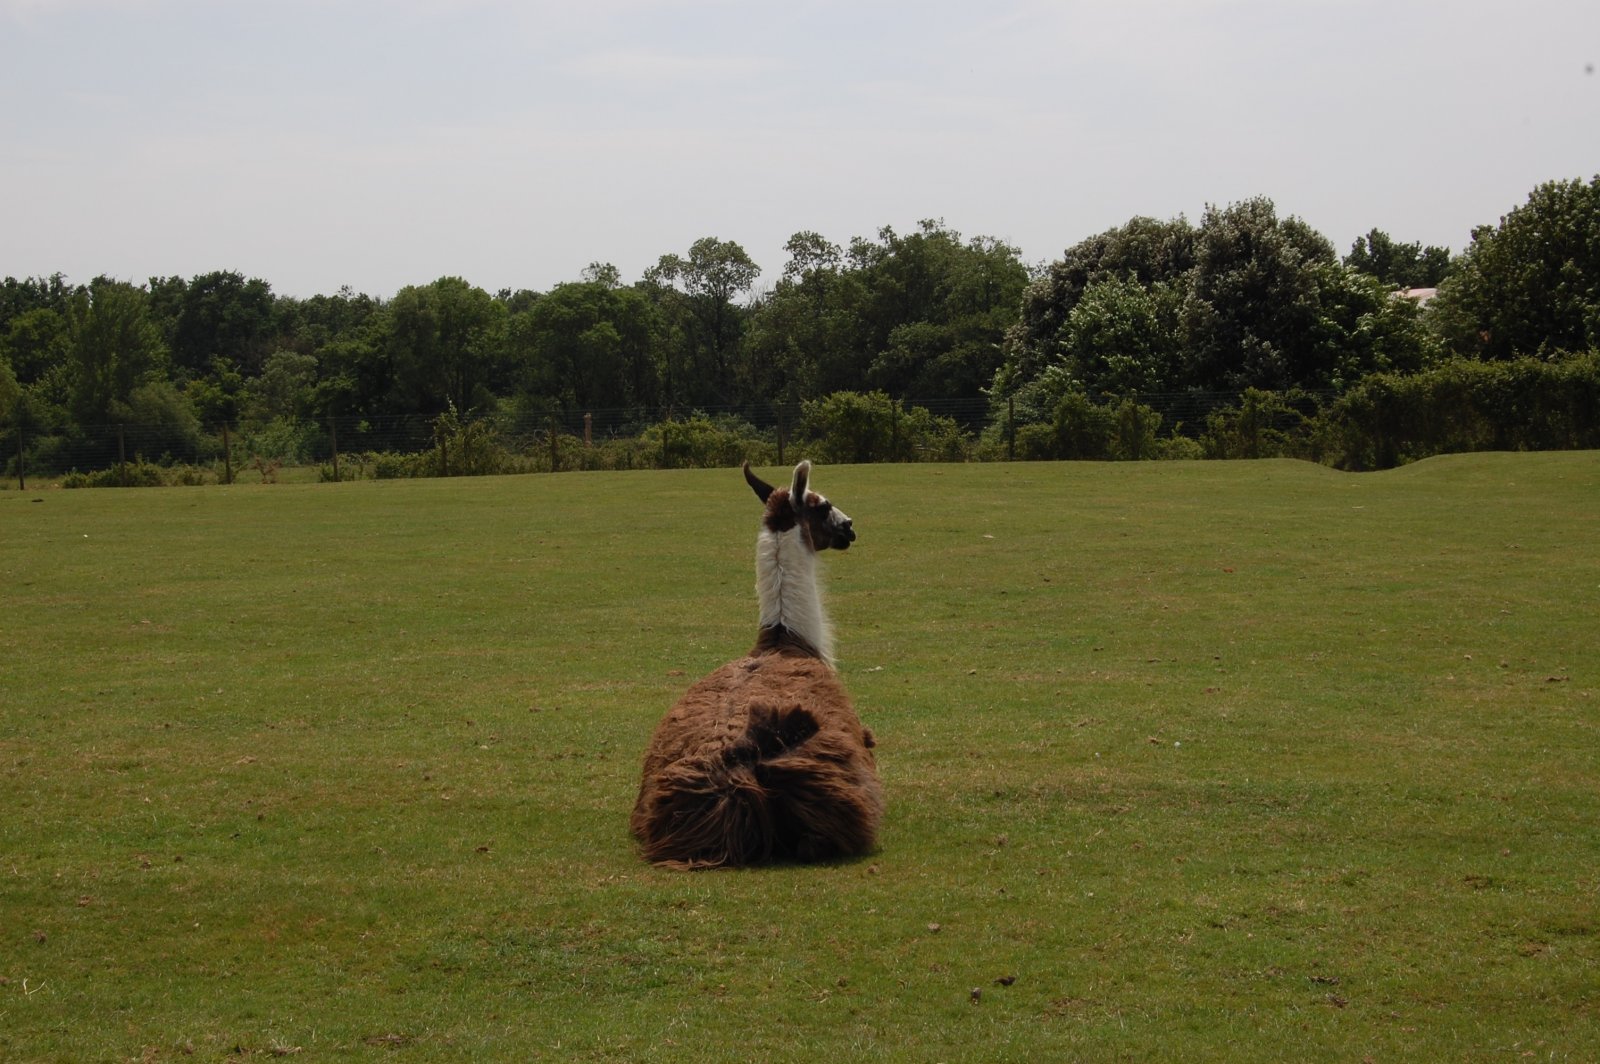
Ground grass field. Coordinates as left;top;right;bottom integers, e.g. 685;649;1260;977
3;453;1598;1062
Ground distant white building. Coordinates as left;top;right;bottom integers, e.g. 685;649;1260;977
1397;287;1438;306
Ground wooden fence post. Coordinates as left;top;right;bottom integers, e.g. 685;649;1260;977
329;417;340;482
1007;396;1016;461
14;420;23;491
221;423;233;484
117;425;127;486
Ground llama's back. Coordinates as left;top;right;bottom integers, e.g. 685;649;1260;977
631;654;883;869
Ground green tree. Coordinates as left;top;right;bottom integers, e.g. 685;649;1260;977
244;350;320;423
996;199;1434;411
1000;215;1196;394
163;270;279;379
748;222;1028;407
507;280;663;411
1430;176;1600;360
1;306;69;385
1180;197;1341;392
860;225;1029;400
1051;276;1184;396
645;237;760;406
1345;229;1453;289
184;357;244;428
744;232;866;402
385;277;507;414
64;278;167;427
0;353;19;424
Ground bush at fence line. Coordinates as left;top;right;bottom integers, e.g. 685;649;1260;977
1200;388;1312;460
1319;352;1600;470
586;435;659;471
240;416;326;465
364;450;422;479
1154;434;1205;461
639;414;774;469
421;406;517;477
111;382;210;465
797;391;971;464
61;459;169;488
989;390;1171;462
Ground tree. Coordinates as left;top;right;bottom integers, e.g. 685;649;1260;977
64;278;167;427
1;306;69;385
163;270;278;379
996;198;1434;409
999;215;1196;396
859;224;1029;400
0;353;19;424
1345;228;1453;289
185;356;244;426
244;350;320;423
744;233;866;403
0;273;74;333
747;221;1028;406
1180;197;1341;392
385;277;507;414
1049;276;1184;396
1430;176;1600;360
507;280;663;411
645;237;760;406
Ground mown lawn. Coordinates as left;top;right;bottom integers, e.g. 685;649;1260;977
2;453;1597;1061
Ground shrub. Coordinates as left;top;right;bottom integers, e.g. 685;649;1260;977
241;417;325;465
424;406;514;477
1321;353;1600;469
1201;389;1310;459
367;450;422;479
642;415;773;469
60;459;167;488
798;392;971;464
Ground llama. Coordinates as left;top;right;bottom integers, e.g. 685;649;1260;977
630;460;884;869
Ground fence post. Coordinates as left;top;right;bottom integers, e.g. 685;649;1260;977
117;425;127;486
777;408;786;466
584;412;592;448
549;416;559;472
221;423;233;484
329;417;340;482
14;420;23;491
1007;396;1016;461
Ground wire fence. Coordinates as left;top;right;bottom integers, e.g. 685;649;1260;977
3;391;1275;488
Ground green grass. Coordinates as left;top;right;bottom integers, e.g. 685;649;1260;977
3;454;1598;1062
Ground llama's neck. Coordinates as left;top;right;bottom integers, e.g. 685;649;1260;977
755;526;834;665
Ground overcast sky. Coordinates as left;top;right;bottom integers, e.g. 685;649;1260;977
3;0;1597;299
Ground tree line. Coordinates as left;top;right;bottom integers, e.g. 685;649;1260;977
3;176;1598;480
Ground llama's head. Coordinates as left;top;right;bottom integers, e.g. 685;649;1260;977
743;460;856;552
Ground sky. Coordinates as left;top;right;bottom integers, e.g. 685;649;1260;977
3;0;1598;300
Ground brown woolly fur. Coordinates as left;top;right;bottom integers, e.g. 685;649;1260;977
631;650;883;869
632;460;880;869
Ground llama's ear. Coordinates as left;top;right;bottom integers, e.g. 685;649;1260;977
790;460;812;510
743;461;775;503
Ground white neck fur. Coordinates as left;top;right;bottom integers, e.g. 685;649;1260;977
755;525;834;666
